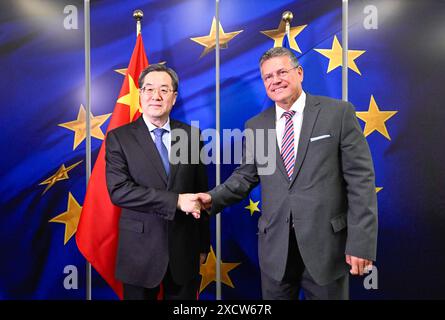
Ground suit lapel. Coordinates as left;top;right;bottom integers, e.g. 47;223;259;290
131;117;168;185
262;107;289;181
289;94;321;188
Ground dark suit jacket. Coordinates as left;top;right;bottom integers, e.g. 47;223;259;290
209;94;378;286
105;116;210;288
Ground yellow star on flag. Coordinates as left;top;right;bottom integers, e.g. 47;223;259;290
376;187;383;193
356;95;398;140
314;35;365;75
261;20;307;53
245;198;260;216
49;192;82;245
190;17;243;58
58;105;111;150
116;74;141;121
39;160;83;195
199;246;240;293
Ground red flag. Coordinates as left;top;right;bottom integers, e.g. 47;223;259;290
76;34;148;299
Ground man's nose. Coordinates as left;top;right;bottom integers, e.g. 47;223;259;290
151;89;162;100
272;74;282;84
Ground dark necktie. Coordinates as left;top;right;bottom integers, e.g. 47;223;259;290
152;128;170;176
281;110;296;179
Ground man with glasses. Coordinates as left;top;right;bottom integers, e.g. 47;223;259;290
197;47;378;299
105;64;210;300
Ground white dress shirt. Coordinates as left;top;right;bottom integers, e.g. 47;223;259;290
142;114;171;158
275;91;306;159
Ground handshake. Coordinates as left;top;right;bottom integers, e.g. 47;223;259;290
177;193;212;219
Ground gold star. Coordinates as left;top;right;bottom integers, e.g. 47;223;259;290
244;198;260;216
356;95;398;140
49;192;82;245
58;105;111;150
260;20;307;53
376;187;383;193
114;68;127;76
199;246;240;293
116;74;141;121
190;17;243;58
39;161;83;195
314;35;365;75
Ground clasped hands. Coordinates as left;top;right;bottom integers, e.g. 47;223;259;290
177;193;212;219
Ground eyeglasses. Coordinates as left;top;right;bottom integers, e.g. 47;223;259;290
139;86;175;97
262;66;299;83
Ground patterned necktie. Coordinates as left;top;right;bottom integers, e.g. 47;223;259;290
153;128;170;176
281;110;296;179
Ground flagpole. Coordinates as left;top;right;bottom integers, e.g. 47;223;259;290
282;11;293;44
83;0;92;301
215;0;222;300
342;0;348;101
133;9;143;36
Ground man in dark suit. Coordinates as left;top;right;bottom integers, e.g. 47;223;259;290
105;64;210;300
197;47;378;299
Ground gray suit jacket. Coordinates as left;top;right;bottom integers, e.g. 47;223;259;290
209;94;378;285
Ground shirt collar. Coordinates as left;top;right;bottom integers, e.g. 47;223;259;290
142;114;171;133
275;90;306;121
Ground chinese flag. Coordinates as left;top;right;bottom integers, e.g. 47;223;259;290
76;34;148;299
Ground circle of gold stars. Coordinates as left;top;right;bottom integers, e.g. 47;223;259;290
47;11;394;265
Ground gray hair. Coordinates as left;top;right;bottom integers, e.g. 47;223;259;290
138;63;179;92
259;47;299;68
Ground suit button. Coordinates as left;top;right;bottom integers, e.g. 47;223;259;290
285;217;289;223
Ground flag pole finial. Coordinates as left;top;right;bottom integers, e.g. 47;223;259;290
133;9;143;36
282;11;293;36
